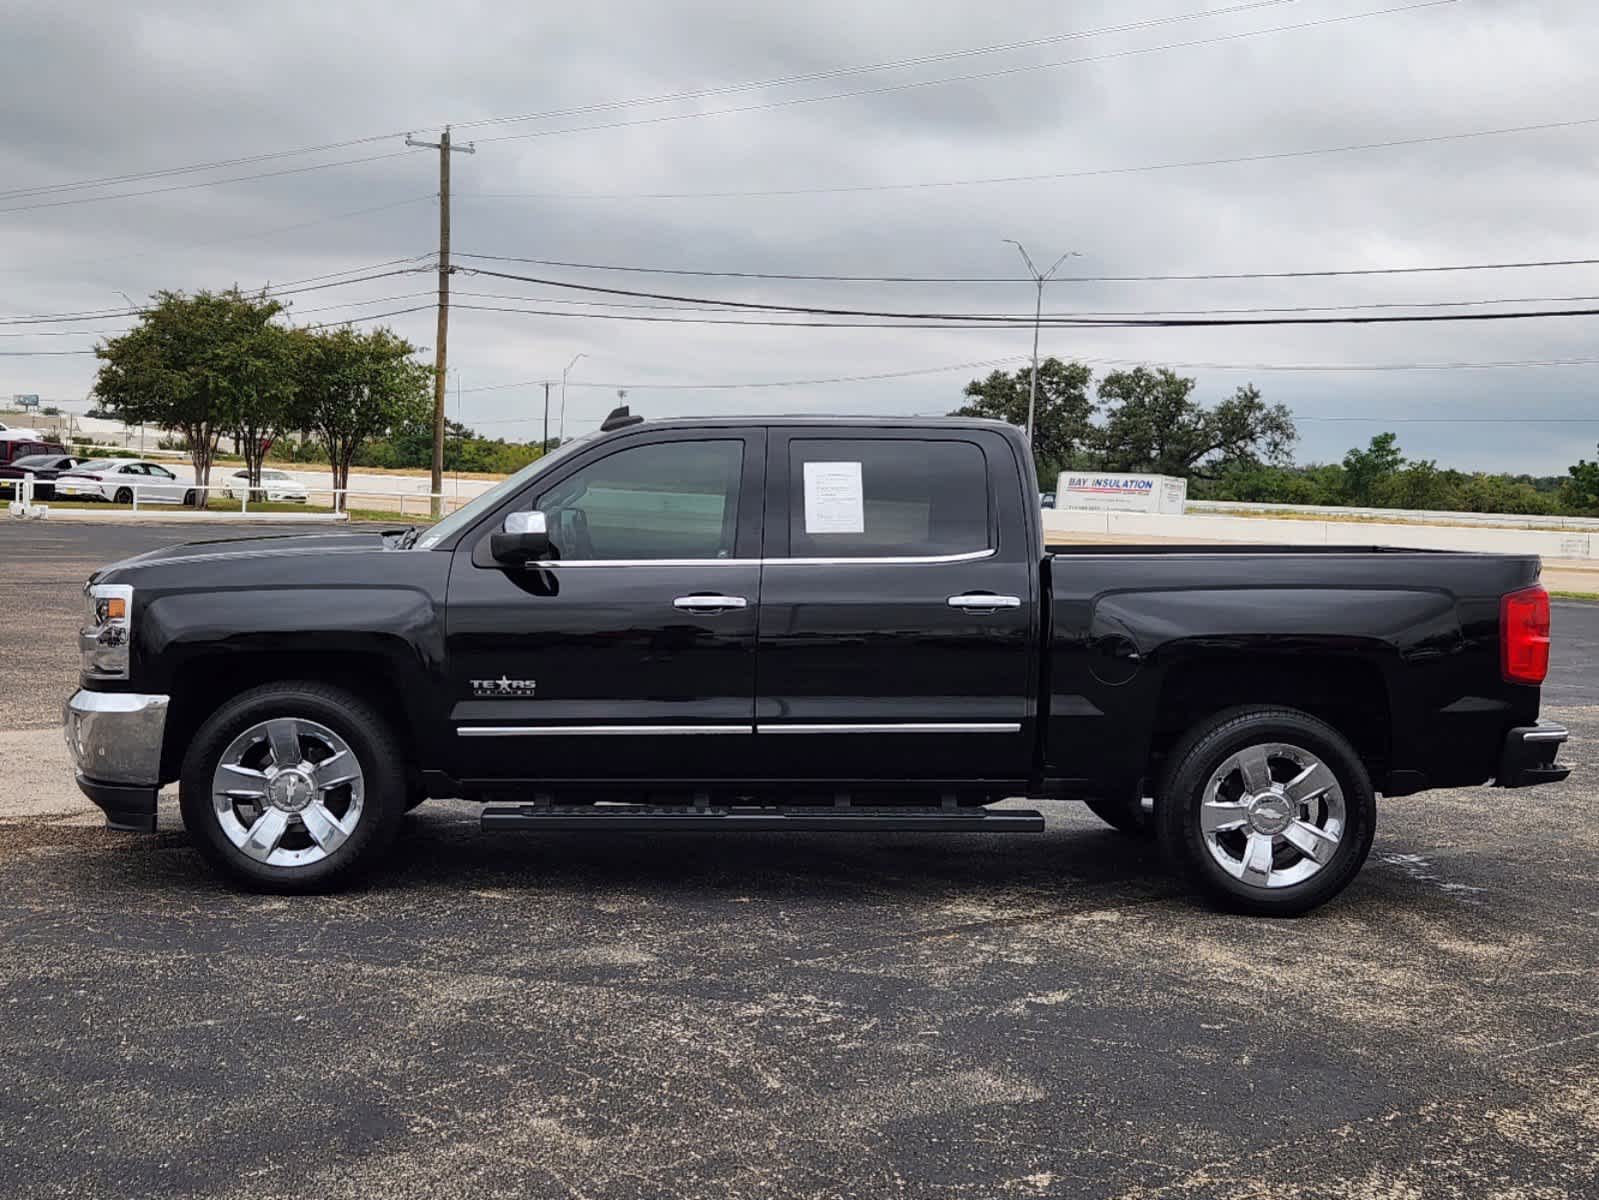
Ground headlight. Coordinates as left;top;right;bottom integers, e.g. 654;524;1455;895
80;583;133;679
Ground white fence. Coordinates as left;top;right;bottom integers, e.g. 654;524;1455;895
6;475;472;521
1045;506;1595;561
1187;499;1599;532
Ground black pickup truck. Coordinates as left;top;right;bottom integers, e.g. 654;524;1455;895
65;411;1569;914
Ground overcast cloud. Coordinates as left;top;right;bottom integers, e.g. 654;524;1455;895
3;0;1597;473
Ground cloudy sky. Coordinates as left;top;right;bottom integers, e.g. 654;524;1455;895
3;0;1597;474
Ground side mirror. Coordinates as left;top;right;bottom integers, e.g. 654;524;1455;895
490;510;550;565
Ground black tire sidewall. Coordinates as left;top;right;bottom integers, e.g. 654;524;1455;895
1157;707;1376;916
179;683;405;891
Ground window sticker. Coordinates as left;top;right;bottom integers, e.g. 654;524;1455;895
802;460;865;534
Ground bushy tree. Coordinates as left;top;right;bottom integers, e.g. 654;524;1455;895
1340;432;1406;504
953;358;1095;483
1092;368;1295;477
1560;446;1599;515
95;288;293;505
290;326;431;510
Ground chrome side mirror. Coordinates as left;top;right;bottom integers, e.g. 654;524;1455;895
490;509;550;565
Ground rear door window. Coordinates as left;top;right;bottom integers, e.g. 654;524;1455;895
786;438;991;559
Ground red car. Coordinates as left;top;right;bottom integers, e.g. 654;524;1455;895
0;452;81;499
0;436;66;468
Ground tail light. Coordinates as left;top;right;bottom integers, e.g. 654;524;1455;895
1501;585;1550;685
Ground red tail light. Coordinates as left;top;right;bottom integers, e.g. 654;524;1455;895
1501;586;1550;685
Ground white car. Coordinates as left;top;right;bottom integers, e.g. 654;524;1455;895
53;458;195;505
222;468;310;503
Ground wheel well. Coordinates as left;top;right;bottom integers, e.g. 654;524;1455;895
159;651;417;780
1148;655;1391;785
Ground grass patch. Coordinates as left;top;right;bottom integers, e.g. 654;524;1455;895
1550;590;1599;603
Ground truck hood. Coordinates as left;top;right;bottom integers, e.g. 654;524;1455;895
92;529;412;581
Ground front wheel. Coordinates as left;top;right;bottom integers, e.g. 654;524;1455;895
179;682;407;891
1155;706;1376;916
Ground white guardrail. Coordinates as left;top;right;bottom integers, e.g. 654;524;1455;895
6;475;472;521
1185;499;1599;532
1045;506;1596;561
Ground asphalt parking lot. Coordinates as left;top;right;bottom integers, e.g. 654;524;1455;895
2;521;1596;1198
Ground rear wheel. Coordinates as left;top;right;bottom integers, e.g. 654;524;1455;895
113;487;132;504
183;488;197;506
179;682;406;891
1155;706;1375;916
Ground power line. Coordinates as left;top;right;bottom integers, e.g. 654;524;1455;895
454;267;1599;328
462;114;1599;202
459;355;1033;396
474;2;1459;145
451;299;1599;331
454;286;1599;320
451;1;1297;132
0;133;415;203
0;266;430;326
1086;354;1599;372
453;251;1599;285
0;148;427;216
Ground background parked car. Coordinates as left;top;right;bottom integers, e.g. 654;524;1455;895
54;458;196;505
0;433;66;467
222;467;310;503
0;453;80;499
1040;491;1056;509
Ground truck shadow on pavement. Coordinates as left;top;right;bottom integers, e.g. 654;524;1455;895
40;807;1181;908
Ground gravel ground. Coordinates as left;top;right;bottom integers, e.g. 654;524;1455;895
1;522;1594;1199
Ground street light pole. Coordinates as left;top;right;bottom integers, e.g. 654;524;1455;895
559;352;586;443
1003;239;1078;448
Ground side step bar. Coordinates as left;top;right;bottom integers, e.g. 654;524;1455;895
480;804;1044;833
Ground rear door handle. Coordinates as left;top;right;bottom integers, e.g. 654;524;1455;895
947;593;1022;610
674;594;749;613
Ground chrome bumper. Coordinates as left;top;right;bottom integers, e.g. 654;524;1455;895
64;689;169;785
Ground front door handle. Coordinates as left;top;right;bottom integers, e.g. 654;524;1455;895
674;594;749;613
947;593;1022;611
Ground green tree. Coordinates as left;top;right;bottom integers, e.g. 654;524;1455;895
95;288;292;505
227;315;300;494
1093;368;1295;477
953;357;1095;484
1563;444;1599;515
1340;432;1406;504
290;326;431;510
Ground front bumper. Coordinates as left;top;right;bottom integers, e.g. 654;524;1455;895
1495;720;1571;788
63;690;170;831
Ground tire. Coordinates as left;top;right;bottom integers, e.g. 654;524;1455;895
113;487;132;504
183;489;196;506
1082;793;1152;837
1155;706;1376;917
178;681;407;892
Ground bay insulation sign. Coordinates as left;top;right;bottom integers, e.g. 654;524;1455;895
1055;472;1187;514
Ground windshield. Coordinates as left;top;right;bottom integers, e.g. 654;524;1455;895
414;431;603;549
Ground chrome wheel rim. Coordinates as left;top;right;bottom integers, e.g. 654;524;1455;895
1200;741;1345;890
210;718;364;868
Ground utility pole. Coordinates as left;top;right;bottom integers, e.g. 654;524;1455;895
542;381;551;451
406;126;475;516
1003;240;1078;448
